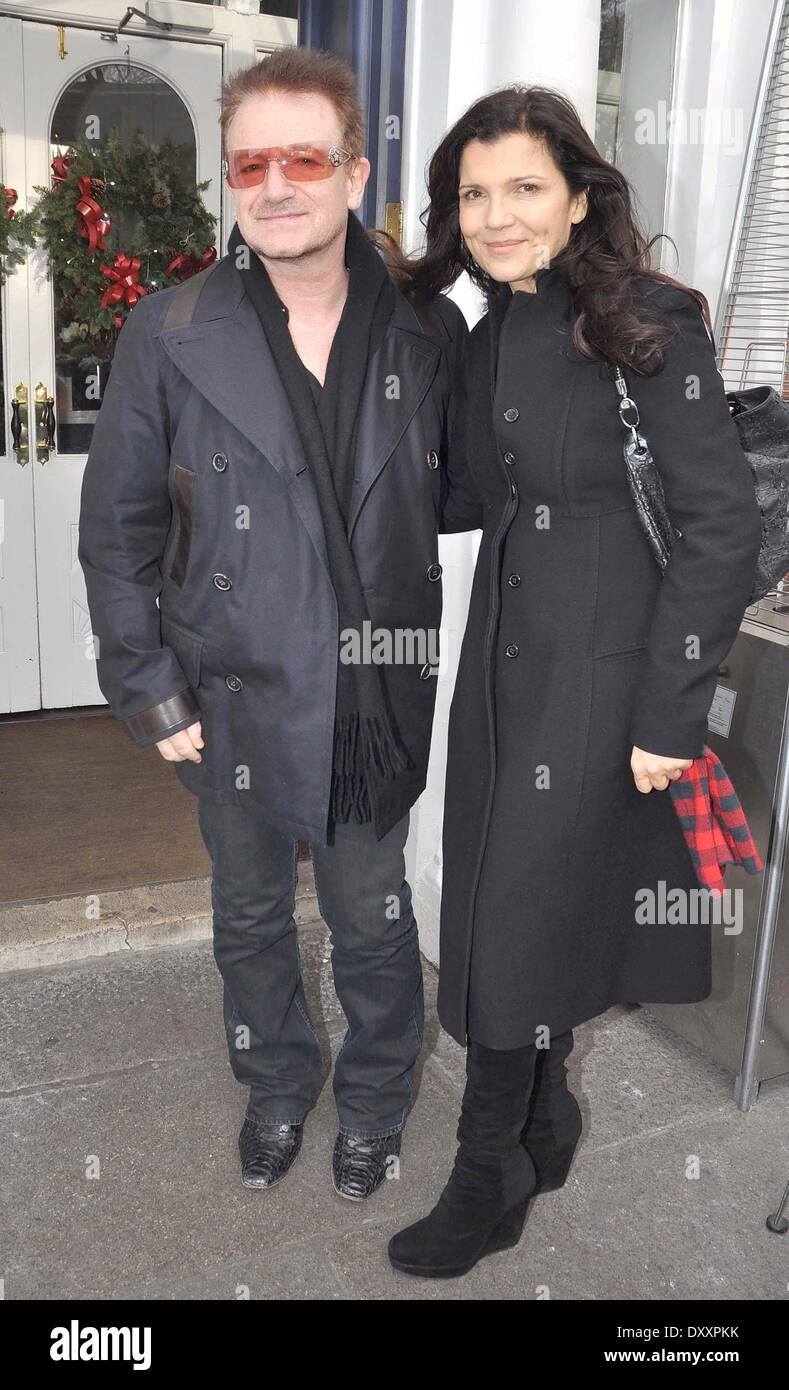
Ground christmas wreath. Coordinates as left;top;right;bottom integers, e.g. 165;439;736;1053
30;127;218;360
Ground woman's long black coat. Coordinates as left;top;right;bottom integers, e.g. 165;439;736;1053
436;268;763;1049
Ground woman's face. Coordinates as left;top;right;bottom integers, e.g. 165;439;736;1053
457;131;587;292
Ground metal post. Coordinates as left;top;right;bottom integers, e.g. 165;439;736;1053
736;680;789;1108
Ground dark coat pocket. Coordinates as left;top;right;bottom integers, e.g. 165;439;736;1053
160;614;204;689
170;465;195;587
592;642;648;661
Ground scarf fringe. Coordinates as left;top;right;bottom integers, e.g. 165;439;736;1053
330;712;415;823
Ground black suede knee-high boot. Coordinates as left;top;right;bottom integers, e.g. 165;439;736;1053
519;1028;583;1193
388;1038;539;1279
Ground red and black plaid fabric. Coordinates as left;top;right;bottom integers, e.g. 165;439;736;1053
668;743;764;894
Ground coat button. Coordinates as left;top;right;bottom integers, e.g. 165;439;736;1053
507;573;522;587
212;572;232;591
426;449;439;470
504;451;516;465
419;663;434;680
503;407;519;422
505;643;519;658
211;451;228;472
225;674;243;691
427;562;442;581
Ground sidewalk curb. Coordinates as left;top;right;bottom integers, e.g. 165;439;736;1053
0;862;323;974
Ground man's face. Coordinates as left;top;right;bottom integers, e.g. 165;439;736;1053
224;90;370;263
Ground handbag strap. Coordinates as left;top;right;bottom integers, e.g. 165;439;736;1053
612;365;645;452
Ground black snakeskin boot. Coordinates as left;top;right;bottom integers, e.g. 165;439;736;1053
519;1030;583;1193
388;1038;539;1278
238;1116;303;1189
332;1129;402;1200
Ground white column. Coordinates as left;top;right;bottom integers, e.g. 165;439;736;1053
662;0;777;315
400;0;602;965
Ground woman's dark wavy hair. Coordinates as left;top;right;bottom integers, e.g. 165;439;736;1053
374;85;712;377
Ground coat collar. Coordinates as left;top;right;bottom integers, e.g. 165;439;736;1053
155;254;442;580
487;264;573;328
486;265;577;397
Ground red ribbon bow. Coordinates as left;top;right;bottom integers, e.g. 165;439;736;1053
75;174;111;254
3;187;18;219
99;253;149;326
166;245;217;280
51;155;73;183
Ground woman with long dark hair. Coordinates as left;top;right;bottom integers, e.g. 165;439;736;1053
387;86;762;1279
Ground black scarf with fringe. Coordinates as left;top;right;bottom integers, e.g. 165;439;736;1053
228;213;415;836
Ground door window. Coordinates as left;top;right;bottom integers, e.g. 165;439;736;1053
50;63;197;453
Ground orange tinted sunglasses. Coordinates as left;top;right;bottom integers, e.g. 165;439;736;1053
222;143;354;188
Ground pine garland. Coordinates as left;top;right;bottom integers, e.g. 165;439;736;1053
0;128;38;286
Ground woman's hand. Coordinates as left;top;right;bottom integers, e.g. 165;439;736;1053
631;745;693;793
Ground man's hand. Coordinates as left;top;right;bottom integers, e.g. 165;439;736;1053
156;721;204;763
631;745;693;793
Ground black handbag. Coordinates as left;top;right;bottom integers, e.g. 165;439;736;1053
613;364;789;604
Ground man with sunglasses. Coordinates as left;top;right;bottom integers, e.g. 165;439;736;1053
78;48;479;1202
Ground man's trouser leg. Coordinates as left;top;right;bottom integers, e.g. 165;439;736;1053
309;812;425;1139
197;797;324;1124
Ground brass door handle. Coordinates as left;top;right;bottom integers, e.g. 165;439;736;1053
11;382;29;466
35;381;56;462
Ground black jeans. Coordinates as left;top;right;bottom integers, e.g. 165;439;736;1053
197;797;424;1138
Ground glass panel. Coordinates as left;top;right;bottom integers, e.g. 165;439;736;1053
595;0;680;247
50;64;197;454
596;0;626;162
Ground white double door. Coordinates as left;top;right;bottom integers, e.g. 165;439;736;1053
0;14;222;713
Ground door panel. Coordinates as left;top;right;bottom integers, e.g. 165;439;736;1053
0;16;39;714
1;18;222;713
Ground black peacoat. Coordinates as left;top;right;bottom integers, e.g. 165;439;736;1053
78;248;472;845
436;266;763;1049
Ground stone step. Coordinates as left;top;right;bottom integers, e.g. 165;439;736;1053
0;859;323;973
